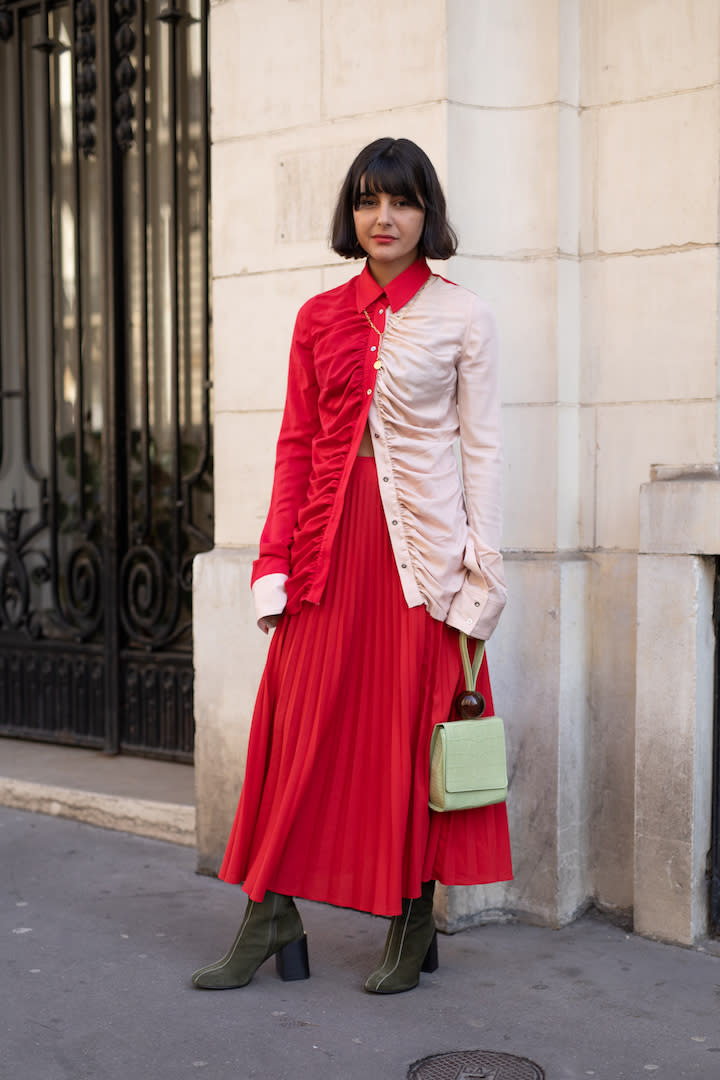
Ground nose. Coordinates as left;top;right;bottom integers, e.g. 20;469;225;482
375;194;393;225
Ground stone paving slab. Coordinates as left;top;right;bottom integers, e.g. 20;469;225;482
3;806;720;1080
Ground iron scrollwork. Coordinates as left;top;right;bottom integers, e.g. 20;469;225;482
64;540;103;632
0;2;13;41
75;0;97;156
157;0;187;26
0;0;211;758
114;0;136;151
0;495;51;638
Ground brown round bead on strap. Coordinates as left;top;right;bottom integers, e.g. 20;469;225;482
454;690;486;719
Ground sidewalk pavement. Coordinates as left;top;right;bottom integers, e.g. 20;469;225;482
3;806;719;1080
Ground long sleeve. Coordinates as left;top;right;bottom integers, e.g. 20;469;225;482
251;303;321;587
445;297;507;640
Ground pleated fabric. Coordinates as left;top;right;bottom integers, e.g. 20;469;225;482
219;455;512;917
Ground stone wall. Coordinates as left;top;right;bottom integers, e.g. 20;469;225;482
579;0;720;925
195;0;720;939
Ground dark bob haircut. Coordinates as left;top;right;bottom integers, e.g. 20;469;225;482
331;138;458;261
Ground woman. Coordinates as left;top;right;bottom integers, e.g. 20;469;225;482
191;137;512;995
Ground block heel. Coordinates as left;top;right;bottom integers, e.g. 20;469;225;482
420;930;439;973
275;933;310;982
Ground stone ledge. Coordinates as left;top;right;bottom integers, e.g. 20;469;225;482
0;779;196;847
639;468;720;555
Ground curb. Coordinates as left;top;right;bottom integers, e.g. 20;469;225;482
0;778;196;847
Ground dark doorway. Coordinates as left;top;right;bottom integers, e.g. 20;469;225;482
0;0;212;760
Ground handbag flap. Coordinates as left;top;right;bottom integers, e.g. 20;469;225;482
442;717;507;793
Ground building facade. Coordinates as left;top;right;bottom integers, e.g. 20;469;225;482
1;0;718;948
195;0;720;945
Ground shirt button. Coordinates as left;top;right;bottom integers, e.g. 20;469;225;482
392;519;398;525
374;433;379;438
370;345;377;352
367;388;372;395
474;602;480;607
383;476;389;482
373;360;382;370
379;308;384;315
401;563;407;569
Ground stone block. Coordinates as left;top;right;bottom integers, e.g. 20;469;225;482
633;833;696;946
502;405;558;551
211;106;446;278
587;552;638;915
581;0;720;106
639;476;720;555
581;249;718;404
476;557;563;924
596;89;720;252
322;0;446;118
579;107;598;254
558;0;581;106
577;404;596;550
557;256;580;403
447;0;561;108
193;547;270;873
594;402;716;551
321;261;365;292
556;404;581;551
211;137;348;278
209;0;322;141
213;410;282;547
449;256;559;406
466;555;592;927
448;104;559;257
213;269;323;413
633;554;715;944
557;105;581;257
556;557;591;919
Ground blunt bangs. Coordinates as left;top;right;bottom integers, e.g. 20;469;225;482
331;138;458;261
352;152;424;209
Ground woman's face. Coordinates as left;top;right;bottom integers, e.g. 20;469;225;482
352;184;425;280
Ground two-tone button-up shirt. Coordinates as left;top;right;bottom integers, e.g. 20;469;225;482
251;257;506;640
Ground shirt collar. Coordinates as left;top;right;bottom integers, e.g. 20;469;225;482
354;257;432;314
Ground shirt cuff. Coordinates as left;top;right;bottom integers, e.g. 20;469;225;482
252;573;288;626
445;576;507;640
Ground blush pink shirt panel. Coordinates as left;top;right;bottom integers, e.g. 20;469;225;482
252;260;506;640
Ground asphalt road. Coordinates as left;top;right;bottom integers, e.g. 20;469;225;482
3;806;720;1080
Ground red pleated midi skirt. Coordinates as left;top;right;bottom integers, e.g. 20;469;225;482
219;456;512;916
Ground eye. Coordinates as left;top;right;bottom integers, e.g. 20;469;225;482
356;195;376;208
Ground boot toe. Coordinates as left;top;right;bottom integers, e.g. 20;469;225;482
191;965;252;990
364;969;419;994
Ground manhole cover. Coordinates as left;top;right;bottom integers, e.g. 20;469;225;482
408;1049;545;1080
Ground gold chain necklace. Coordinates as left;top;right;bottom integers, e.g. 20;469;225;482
362;308;383;338
362;278;430;340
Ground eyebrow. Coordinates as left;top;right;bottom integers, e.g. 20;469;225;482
357;189;409;199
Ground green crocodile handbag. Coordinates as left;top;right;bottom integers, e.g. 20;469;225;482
428;633;508;813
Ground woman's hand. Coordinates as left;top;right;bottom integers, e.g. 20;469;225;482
258;614;282;634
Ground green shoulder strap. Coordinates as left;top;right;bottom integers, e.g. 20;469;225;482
459;632;485;692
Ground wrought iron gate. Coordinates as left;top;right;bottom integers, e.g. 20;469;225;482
0;0;212;760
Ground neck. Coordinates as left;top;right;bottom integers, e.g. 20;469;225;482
367;251;418;288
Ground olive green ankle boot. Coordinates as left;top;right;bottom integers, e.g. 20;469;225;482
191;891;309;990
364;880;438;994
